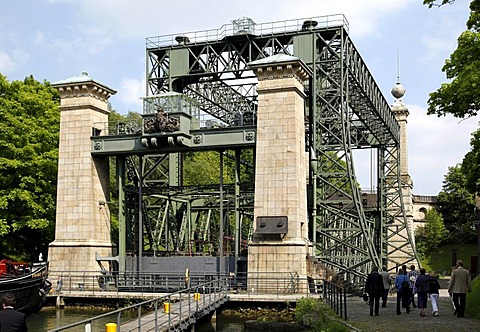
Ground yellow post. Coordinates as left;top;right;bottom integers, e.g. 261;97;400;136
163;302;170;313
105;323;117;332
194;293;201;301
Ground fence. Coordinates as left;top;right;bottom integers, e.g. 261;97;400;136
323;279;348;320
47;277;228;332
47;271;350;331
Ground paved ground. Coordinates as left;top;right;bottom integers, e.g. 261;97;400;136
345;290;480;332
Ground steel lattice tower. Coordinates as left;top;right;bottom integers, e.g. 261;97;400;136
92;15;419;284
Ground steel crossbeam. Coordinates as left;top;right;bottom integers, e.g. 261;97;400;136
94;15;418;285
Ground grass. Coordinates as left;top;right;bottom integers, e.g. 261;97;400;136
420;242;480;319
419;243;478;276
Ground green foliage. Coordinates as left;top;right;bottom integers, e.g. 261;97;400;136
419;243;477;275
426;0;480;118
466;275;480;318
0;74;60;261
322;321;350;332
436;165;476;243
423;0;456;8
183;149;254;186
295;297;323;323
183;151;233;186
415;209;448;255
462;128;480;195
319;151;357;195
108;110;142;125
295;298;349;331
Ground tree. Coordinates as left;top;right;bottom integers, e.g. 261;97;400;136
0;75;60;261
415;209;447;255
462;128;480;194
183;151;236;186
425;0;480;118
436;165;476;243
423;0;456;8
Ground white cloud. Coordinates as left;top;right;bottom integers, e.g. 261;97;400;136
408;104;479;195
68;0;416;41
116;75;145;113
354;103;479;196
0;51;15;73
11;48;29;66
31;30;46;46
418;2;469;65
274;0;416;39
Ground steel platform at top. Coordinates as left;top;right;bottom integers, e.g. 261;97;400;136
146;15;349;49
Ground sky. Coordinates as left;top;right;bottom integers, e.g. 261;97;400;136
0;0;478;196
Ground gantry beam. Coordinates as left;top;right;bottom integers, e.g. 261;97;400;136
93;15;418;284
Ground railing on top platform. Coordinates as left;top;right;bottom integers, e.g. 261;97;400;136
145;15;349;49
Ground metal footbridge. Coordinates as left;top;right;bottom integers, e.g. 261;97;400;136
47;278;229;332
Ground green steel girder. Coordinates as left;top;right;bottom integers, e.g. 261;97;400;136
94;15;418;282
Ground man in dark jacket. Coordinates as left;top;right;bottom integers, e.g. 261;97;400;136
0;293;28;332
365;266;384;316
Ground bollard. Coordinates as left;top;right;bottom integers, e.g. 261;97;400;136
194;292;201;301
163;302;170;313
105;323;117;332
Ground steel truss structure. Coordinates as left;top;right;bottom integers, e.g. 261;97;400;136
92;15;418;284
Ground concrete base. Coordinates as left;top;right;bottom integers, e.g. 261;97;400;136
247;240;311;293
48;240;113;275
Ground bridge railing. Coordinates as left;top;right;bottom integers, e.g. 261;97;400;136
50;271;321;296
323;280;348;320
48;271;349;323
47;276;229;332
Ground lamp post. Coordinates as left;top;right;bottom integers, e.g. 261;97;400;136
474;206;480;276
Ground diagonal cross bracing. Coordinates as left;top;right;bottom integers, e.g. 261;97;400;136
138;16;418;285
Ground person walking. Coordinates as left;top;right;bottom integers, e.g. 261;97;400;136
0;293;28;332
407;264;418;308
415;268;430;317
379;267;392;307
428;273;441;317
394;268;410;315
365;266;384;316
448;260;472;318
448;266;457;313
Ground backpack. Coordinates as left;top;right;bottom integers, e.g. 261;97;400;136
401;280;410;293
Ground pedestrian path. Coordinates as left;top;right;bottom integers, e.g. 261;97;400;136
345;290;480;332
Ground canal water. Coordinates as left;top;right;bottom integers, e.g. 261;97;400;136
27;306;246;331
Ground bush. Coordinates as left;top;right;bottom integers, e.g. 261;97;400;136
295;298;349;332
295;297;323;323
466;275;480;318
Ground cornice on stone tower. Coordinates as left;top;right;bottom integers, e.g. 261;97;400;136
52;71;116;102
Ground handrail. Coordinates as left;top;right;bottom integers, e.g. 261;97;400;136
47;272;349;331
323;280;348;320
145;15;349;49
47;277;229;332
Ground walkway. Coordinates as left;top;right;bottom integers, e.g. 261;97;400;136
346;290;480;332
120;292;227;332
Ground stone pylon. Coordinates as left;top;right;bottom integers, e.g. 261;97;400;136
389;82;416;267
247;54;313;292
48;72;116;278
